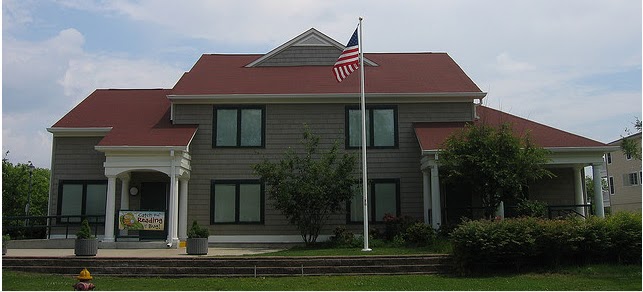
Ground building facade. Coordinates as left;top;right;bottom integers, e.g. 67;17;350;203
605;132;642;212
47;28;615;246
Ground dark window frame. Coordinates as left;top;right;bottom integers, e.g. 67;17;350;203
608;176;615;195
57;180;108;218
212;105;266;148
210;180;265;225
345;105;399;149
347;178;401;224
627;172;639;186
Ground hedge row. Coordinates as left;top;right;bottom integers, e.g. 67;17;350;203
450;212;641;273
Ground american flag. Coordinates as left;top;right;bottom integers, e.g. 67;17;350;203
333;28;359;82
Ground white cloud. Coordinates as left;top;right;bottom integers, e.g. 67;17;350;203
2;111;54;169
2;0;35;31
2;0;640;166
60;56;183;103
495;53;536;74
2;26;185;167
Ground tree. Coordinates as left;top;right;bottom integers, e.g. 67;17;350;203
253;126;357;245
2;157;50;218
439;123;553;217
585;175;608;201
620;117;642;161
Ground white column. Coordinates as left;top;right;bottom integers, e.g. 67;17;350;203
422;170;431;225
430;165;442;229
573;166;586;217
495;201;505;219
178;178;189;241
119;173;130;236
592;163;605;218
166;174;179;246
103;175;117;242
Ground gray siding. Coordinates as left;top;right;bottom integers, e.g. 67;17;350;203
528;167;576;205
48;137;107;216
255;46;342;67
173;102;474;236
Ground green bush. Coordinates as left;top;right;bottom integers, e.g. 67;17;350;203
187;221;209;238
330;226;354;247
451;214;642;274
382;214;417;241
604;212;642;264
76;219;94;239
513;199;547;218
403;222;436;247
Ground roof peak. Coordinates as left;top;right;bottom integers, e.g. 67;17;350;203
245;27;377;68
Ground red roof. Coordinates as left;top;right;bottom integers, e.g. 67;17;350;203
414;106;607;151
172;53;482;95
52;89;197;147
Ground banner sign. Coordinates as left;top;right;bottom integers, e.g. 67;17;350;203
118;211;165;231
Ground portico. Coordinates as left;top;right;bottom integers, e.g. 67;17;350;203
96;146;192;247
414;107;618;228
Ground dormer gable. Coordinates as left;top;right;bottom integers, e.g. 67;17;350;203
245;28;377;67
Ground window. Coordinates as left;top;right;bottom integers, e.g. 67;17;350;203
213;106;265;147
624;172;639;186
346;106;398;149
626;152;632;160
211;180;264;224
608;176;615;195
58;180;107;222
348;179;400;223
606;153;612;164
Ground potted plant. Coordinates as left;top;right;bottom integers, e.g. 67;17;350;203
75;219;98;256
186;220;209;255
2;234;10;255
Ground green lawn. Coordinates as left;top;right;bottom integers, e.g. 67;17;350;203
3;264;640;291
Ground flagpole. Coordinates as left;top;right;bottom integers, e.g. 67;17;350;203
359;16;371;252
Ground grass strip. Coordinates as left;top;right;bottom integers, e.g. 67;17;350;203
2;264;640;291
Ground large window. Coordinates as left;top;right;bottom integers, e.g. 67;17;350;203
348;179;400;223
213;106;265;147
624;172;639;186
346;106;398;149
211;180;264;224
57;180;107;222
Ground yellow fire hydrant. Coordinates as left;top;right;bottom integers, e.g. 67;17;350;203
73;268;96;291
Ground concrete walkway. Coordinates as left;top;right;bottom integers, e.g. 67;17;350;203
4;247;284;258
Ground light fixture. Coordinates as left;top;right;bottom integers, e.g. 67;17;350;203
129;186;139;196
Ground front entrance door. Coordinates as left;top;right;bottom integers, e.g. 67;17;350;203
140;182;168;240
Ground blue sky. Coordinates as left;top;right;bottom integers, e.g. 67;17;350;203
2;0;642;168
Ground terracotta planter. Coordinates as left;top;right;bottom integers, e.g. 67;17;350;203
186;238;209;255
74;239;98;256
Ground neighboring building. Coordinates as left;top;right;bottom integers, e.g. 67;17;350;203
605;132;642;212
46;28;617;246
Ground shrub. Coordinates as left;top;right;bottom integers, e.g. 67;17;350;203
76;219;94;239
329;226;354;247
450;214;642;274
513;199;547;218
187;221;209;239
382;214;417;241
403;222;436;247
604;212;642;264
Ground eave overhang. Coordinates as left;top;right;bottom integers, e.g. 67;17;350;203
47;127;113;137
167;92;487;104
